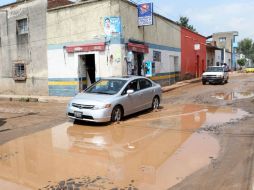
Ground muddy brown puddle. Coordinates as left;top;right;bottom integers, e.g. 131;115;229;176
212;91;254;101
0;104;249;190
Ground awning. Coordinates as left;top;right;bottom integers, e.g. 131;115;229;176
65;42;105;53
127;43;149;53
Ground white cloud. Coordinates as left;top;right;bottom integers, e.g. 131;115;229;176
183;1;254;40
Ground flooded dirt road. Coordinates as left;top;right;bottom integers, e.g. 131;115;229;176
0;73;254;190
0;104;248;190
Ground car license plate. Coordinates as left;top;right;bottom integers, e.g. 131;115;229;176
74;111;82;118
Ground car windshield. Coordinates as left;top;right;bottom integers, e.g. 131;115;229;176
206;67;223;72
85;79;127;95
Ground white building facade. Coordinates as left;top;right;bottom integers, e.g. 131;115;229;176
47;0;181;96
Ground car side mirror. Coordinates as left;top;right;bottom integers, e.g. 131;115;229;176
127;89;134;95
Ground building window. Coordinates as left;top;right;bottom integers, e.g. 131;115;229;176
17;18;28;35
13;61;26;80
153;51;161;62
219;37;226;42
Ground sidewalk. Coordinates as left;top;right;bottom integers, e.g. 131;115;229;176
161;77;201;92
0;77;202;103
0;94;71;103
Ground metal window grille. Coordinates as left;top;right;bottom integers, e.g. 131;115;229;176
153;51;161;62
17;18;28;35
13;61;26;80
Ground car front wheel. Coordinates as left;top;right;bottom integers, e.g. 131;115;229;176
221;77;225;85
111;106;123;122
152;96;160;109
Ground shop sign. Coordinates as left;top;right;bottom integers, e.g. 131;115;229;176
66;43;105;53
138;3;153;26
127;43;149;54
194;44;200;50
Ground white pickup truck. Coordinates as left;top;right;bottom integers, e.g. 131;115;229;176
202;66;229;85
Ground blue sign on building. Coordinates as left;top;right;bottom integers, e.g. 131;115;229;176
145;61;153;77
138;3;153;26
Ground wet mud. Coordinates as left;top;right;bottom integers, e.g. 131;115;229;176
0;104;249;190
212;91;254;101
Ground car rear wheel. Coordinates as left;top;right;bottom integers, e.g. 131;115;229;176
202;81;206;85
111;106;123;122
152;96;160;110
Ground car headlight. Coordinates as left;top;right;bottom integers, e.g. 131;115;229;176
216;75;223;78
202;75;206;78
92;104;111;110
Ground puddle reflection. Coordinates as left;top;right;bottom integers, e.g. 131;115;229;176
0;104;249;190
212;92;254;101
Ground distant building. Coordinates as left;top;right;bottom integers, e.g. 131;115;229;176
212;31;238;70
206;41;221;67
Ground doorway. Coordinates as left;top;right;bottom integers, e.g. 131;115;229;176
174;56;179;83
196;55;200;77
79;54;96;91
133;52;144;76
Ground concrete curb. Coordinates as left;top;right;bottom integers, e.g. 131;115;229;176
0;78;202;103
162;78;201;93
0;95;71;103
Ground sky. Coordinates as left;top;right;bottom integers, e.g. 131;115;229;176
0;0;253;41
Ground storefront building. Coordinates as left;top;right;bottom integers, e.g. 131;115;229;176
181;27;206;79
47;0;181;96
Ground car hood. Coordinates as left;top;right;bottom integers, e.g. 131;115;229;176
203;72;222;76
70;93;115;105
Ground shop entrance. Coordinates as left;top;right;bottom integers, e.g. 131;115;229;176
79;54;95;91
133;52;144;76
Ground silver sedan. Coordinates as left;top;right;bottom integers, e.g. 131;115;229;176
67;76;162;122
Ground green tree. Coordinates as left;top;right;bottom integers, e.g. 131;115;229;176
237;38;254;62
177;16;197;32
237;58;247;67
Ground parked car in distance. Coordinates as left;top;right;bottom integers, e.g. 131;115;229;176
67;76;162;123
202;66;229;85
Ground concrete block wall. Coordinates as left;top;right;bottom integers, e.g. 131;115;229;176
0;0;48;95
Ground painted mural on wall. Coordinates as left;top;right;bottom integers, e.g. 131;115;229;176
104;17;122;38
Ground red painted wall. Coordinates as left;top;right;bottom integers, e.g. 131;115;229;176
181;27;207;79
